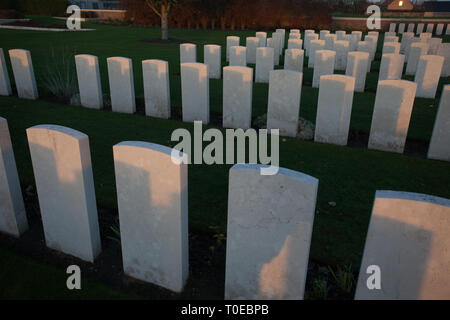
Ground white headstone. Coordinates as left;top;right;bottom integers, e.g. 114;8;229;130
75;54;103;109
304;33;318;57
324;34;336;50
275;29;286;49
368;80;417;153
288;39;302;50
26;125;101;262
9;49;38;100
428;85;450;162
400;32;414;55
406;42;429;75
113;141;188;293
225;164;318;300
246;37;259;64
284;49;304;73
107;57;136;114
349;32;361;51
416;23;424;34
273;32;283;58
357;41;372;71
420;32;432;43
0;49;12;96
229;46;247;67
389;23;396;33
320;30;330;40
255;47;274;83
180;43;196;63
379;53;405;81
336;30;346;40
346;51;369;92
384;36;398;44
267;38;280;66
142;59;171;119
0;117;27;237
180;63;209;124
405;37;420;60
352;31;363;42
308;39;325;68
437;43;450;77
414;55;444;99
365;35;378;61
382;42;401;55
226;36;240;61
267;70;303;137
334;40;350;71
355;190;450;300
312;50;335;88
428;38;442;55
204;44;221;79
436;24;444;35
223;66;253;130
256;32;267;47
314;75;355;146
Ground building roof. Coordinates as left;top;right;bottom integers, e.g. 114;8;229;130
423;1;450;12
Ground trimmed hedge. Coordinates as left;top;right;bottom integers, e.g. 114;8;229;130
2;0;69;16
122;0;333;30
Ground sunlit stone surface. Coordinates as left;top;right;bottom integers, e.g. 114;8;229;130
225;164;318;300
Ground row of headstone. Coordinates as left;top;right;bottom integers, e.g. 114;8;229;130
390;22;450;36
381;33;448;98
76;55;171;119
0;48;38;100
3;46;448;158
2;122;449;298
0;121;188;292
179;53;449;159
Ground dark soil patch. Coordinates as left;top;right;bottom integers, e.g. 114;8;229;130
0;184;357;300
0;184;226;299
34;88;431;160
347;129;429;158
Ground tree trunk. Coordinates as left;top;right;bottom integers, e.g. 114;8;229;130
161;5;168;40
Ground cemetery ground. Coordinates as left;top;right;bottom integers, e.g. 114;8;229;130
0;16;449;299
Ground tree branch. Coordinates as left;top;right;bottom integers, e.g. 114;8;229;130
145;0;162;18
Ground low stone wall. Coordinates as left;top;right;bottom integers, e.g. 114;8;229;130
80;9;126;20
0;19;30;25
332;17;450;31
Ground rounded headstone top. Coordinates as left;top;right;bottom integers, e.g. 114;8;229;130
27;124;87;141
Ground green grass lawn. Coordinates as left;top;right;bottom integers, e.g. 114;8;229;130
0;17;449;299
0;247;138;299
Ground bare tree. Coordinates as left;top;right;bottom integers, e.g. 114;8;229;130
145;0;177;40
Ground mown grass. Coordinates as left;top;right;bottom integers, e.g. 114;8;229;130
0;17;449;298
0;247;138;299
0;16;449;141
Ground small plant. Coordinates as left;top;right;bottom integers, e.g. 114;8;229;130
328;264;356;294
208;226;226;246
107;216;121;244
309;277;329;300
42;48;78;103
